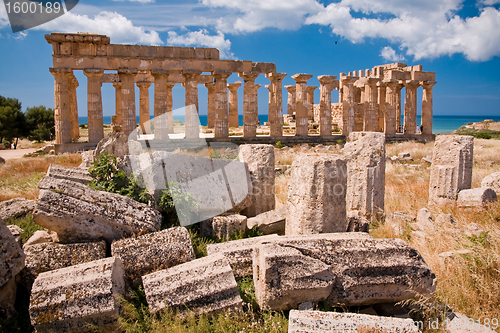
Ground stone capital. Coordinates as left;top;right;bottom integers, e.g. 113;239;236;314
69;75;79;87
205;82;216;90
227;82;242;90
49;67;72;76
165;82;176;89
238;72;259;82
137;81;151;89
117;68;138;75
317;75;337;85
112;82;122;88
182;70;202;80
421;80;437;88
306;86;317;93
285;85;296;92
339;74;358;84
151;69;170;79
266;72;287;80
404;80;420;88
292;73;313;83
212;70;232;79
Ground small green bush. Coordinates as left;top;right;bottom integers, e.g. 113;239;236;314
275;141;283;149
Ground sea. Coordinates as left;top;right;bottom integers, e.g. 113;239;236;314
78;115;500;135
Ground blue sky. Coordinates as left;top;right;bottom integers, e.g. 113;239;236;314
1;0;500;117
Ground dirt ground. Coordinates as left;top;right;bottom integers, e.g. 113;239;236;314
465;120;500;131
0;148;37;161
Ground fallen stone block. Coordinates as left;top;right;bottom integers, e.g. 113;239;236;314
206;234;280;277
7;224;23;245
79;150;95;168
200;214;247;240
413;208;435;232
0;217;25;288
23;230;55;248
0;197;36;221
435;214;457;226
0;278;17;319
346;211;370;233
288;310;419;333
457;188;497;208
33;177;161;243
481;171;500;196
111;227;195;281
247;205;287;235
286;154;347;235
446;312;497;333
29;257;126;333
46;164;92;184
142;253;242;315
252;233;436;310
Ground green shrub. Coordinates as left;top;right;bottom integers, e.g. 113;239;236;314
158;181;200;229
275;141;283;149
474;131;492;139
6;213;43;244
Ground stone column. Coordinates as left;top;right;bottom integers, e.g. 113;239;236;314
50;68;72;145
213;71;231;138
112;82;122;132
395;83;403;132
83;68;104;144
363;78;379;132
151;69;169;139
118;69;138;136
421;81;436;135
376;81;386;132
68;74;79;141
227;82;241;128
403;80;419;135
239;72;259;137
137;81;151;134
340;74;358;136
166;82;175;134
266;72;287;137
384;80;398;135
285;85;296;115
317;75;337;136
205;82;216;128
292;74;313;136
183;70;202;139
306;86;317;121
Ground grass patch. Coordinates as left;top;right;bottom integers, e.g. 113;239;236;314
6;213;43;244
454;126;500;139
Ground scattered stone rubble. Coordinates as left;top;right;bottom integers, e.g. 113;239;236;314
481;171;500;196
45;164;92;184
457;188;497;208
200;213;247;240
0;197;36;221
247;205;287;235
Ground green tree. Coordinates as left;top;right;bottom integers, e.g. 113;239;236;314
0;95;26;147
25;106;55;142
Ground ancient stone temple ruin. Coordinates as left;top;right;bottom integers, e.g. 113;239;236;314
45;33;436;152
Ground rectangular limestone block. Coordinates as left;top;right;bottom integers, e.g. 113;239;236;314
344;132;386;217
46;164;92;185
457;188;497;208
200;214;247;240
247;205;287;235
142;253;242;315
286;154;347;235
29;257;126;333
206;234;280;277
111;227;195;281
0;217;25;288
429;135;474;205
288;310;419;333
0;197;36;221
252;233;436;311
33;177;162;243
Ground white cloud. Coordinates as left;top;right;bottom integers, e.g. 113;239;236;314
380;46;405;62
34;11;162;45
112;0;154;3
0;5;9;29
167;29;234;58
480;0;500;5
14;31;27;40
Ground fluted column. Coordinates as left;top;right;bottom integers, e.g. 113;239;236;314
183;70;202;139
205;82;216;128
68;74;79;141
112;82;122;132
292;73;312;136
377;81;386;132
395;83;403;132
384;80;398;135
152;69;169;139
166;82;175;134
285;85;296;115
266;72;287;137
50;68;72;144
306;86;317;121
84;68;104;144
317;75;337;136
404;80;419;135
239;72;259;137
363;78;379;132
227;82;241;128
213;71;231;138
421;81;436;135
137;81;151;134
118;69;138;136
340;74;358;136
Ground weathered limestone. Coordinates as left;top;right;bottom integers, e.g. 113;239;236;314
238;144;275;217
0;217;25;287
152;70;170;139
29;257;126;332
68;74;79;141
363;78;379;132
457;188;497;208
239;72;260;137
34;177;162;243
206;234;280;277
481;171;500;196
317;76;337;136
213;71;231;138
200;214;247;240
137;81;152;134
346;211;370;233
50;68;72;144
247;205;287;235
0;197;36;221
0;278;17;318
253;233;436;310
429;135;474;205
206;82;216;128
384;79;398;134
112;82;122;132
340;74;358;136
306;85;317;121
286;154;347;235
7;224;23;245
184;70;202;139
142;253;242;315
344;132;386;217
118;68;138;136
292;74;313;136
403;80;419;135
285;85;296;115
421;81;436;135
288;310;419;333
227;82;241;128
376;80;386;132
46;164;92;184
111;227;195;281
94;132;130;158
84;68;104;143
23;230;56;248
266;72;287;137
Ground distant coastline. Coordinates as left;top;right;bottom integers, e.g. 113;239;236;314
78;115;500;135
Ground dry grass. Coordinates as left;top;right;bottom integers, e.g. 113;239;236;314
0;153;82;201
